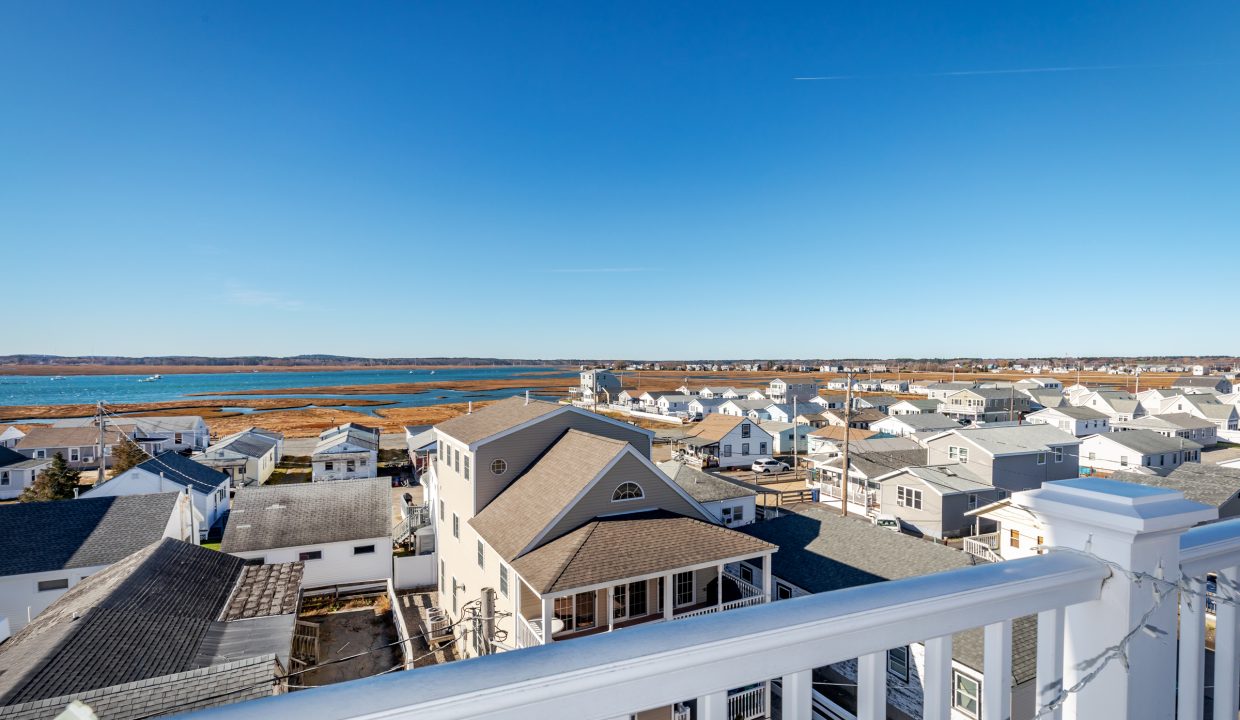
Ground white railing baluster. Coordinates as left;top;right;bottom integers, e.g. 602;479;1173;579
782;669;812;720
1214;566;1240;720
983;620;1012;720
922;635;952;720
1178;575;1205;720
1036;607;1065;720
857;652;886;720
699;690;727;720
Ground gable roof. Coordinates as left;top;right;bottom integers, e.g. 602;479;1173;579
1030;405;1109;421
1086;429;1202;455
1174;376;1231;388
16;426;131;450
512;510;775;594
889;398;941;411
821;449;929;479
875;413;961;432
878;464;991;494
808;425;878;442
313;426;379;455
207;429;281;459
0;494;181;577
1116;414;1217;432
925;425;1079;456
221;477;390;553
0;539;299;708
118;451;230;494
683;414;753;444
435;397;562;445
658;461;760;503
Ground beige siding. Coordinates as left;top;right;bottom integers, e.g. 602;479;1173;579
474;413;651;512
541;453;708;544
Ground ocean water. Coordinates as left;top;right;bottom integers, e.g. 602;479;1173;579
0;367;572;411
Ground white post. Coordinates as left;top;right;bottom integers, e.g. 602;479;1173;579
541;595;555;645
857;652;886;720
607;586;615;632
699;690;727;720
1214;566;1240;720
663;573;674;620
982;620;1012;720
781;669;811;720
1177;575;1206;720
1036;607;1065;720
1019;478;1215;719
922;635;953;720
762;555;773;601
716;564;723;609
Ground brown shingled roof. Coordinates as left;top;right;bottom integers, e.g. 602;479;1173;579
470;430;631;560
681;414;745;444
17;425;133;449
808;426;878;441
512;510;776;594
435;396;562;446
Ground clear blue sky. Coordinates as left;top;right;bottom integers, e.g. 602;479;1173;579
3;1;1238;359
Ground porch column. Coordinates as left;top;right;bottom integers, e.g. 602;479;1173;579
761;555;773;601
663;572;674;619
716;563;724;608
781;668;812;720
1019;478;1215;719
698;690;727;720
541;594;555;645
607;585;615;631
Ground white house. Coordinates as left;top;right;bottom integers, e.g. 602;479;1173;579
312;423;380;481
758;420;812;454
1025;406;1111;437
964;498;1046;561
1152;394;1239;432
657;460;758;527
1072;390;1144;422
1113;414;1218;448
221;477;393;587
717;398;770;418
869;413;961;438
1079;429;1202;477
0;492;196;632
808;394;846;411
80;451;231;538
887;398;940;415
879;379;909;393
687;397;727;419
722;387;765;400
0;425;26;449
655;394;694;417
0;446;50;501
192;427;283;487
676;414;775;469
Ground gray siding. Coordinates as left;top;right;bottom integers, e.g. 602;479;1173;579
474;413;651;512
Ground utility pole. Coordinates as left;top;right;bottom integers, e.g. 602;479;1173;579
840;373;853;518
792;396;798;481
96;401;106;485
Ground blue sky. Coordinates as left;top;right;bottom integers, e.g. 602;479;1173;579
2;1;1238;359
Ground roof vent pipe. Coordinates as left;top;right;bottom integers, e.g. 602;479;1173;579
525;390;530;405
468;401;473;415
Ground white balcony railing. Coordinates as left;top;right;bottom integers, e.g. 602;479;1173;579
673;594;768;621
170;479;1238;720
726;685;766;720
962;533;1002;563
515;615;544;649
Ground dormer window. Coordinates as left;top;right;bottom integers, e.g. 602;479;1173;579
612;482;644;502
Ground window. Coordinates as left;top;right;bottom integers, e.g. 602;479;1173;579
38;578;69;592
499;564;509;597
1009;530;1020;548
741;443;750;455
741;423;751;438
1036;452;1046;465
439;499;445;521
896;486;922;510
299;550;323;561
0;471;8;486
491;458;507;475
346;460;356;471
354;544;375;555
325;461;334;471
174;433;183;444
888;646;910;681
759;442;768;455
454;449;460;473
575;591;597;629
953;671;981;718
967;493;979;511
464;455;471;481
69;448;80;462
674;571;695;607
452;513;460;538
723;444;732;457
1088;451;1096;461
1054;447;1064;463
612;482;644;502
477;540;485;569
739;564;754;584
776;583;793;600
959;447;969;464
721;505;745;524
1120;455;1129;467
359;459;367;467
35;450;46;459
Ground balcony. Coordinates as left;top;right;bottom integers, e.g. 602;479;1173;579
962;532;1001;562
176;478;1240;720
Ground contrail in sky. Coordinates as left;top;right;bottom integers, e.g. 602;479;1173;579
793;61;1229;81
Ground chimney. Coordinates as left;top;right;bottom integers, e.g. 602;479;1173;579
468;401;473;415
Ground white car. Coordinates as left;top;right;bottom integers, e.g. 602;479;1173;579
751;458;789;474
873;514;902;532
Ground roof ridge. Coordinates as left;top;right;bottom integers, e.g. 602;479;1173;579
545;521;602;592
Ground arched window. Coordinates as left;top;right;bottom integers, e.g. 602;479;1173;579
611;482;644;502
491;459;507;475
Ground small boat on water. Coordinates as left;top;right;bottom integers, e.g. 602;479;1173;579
138;374;162;383
49;376;66;380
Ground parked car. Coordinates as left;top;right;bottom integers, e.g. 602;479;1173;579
873;514;902;532
751;458;789;474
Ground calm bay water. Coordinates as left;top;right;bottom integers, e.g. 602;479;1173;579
0;367;571;410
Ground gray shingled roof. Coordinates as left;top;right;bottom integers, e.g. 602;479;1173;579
0;493;181;577
821;449;929;479
435;396;562;445
1111;464;1240;508
1032;405;1109;421
122;451;229;494
208;429;280;459
1092;429;1202;454
658;461;759;503
879;413;961;431
221;477;391;553
0;540;253;705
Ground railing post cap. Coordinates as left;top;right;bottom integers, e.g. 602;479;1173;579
1017;477;1217;535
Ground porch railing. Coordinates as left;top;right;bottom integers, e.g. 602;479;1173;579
673;594;768;621
722;571;763;599
727;686;766;720
167;480;1239;720
515;615;544;649
962;533;1002;563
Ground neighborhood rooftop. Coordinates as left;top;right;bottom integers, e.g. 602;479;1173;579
221;476;390;553
434;396;564;445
